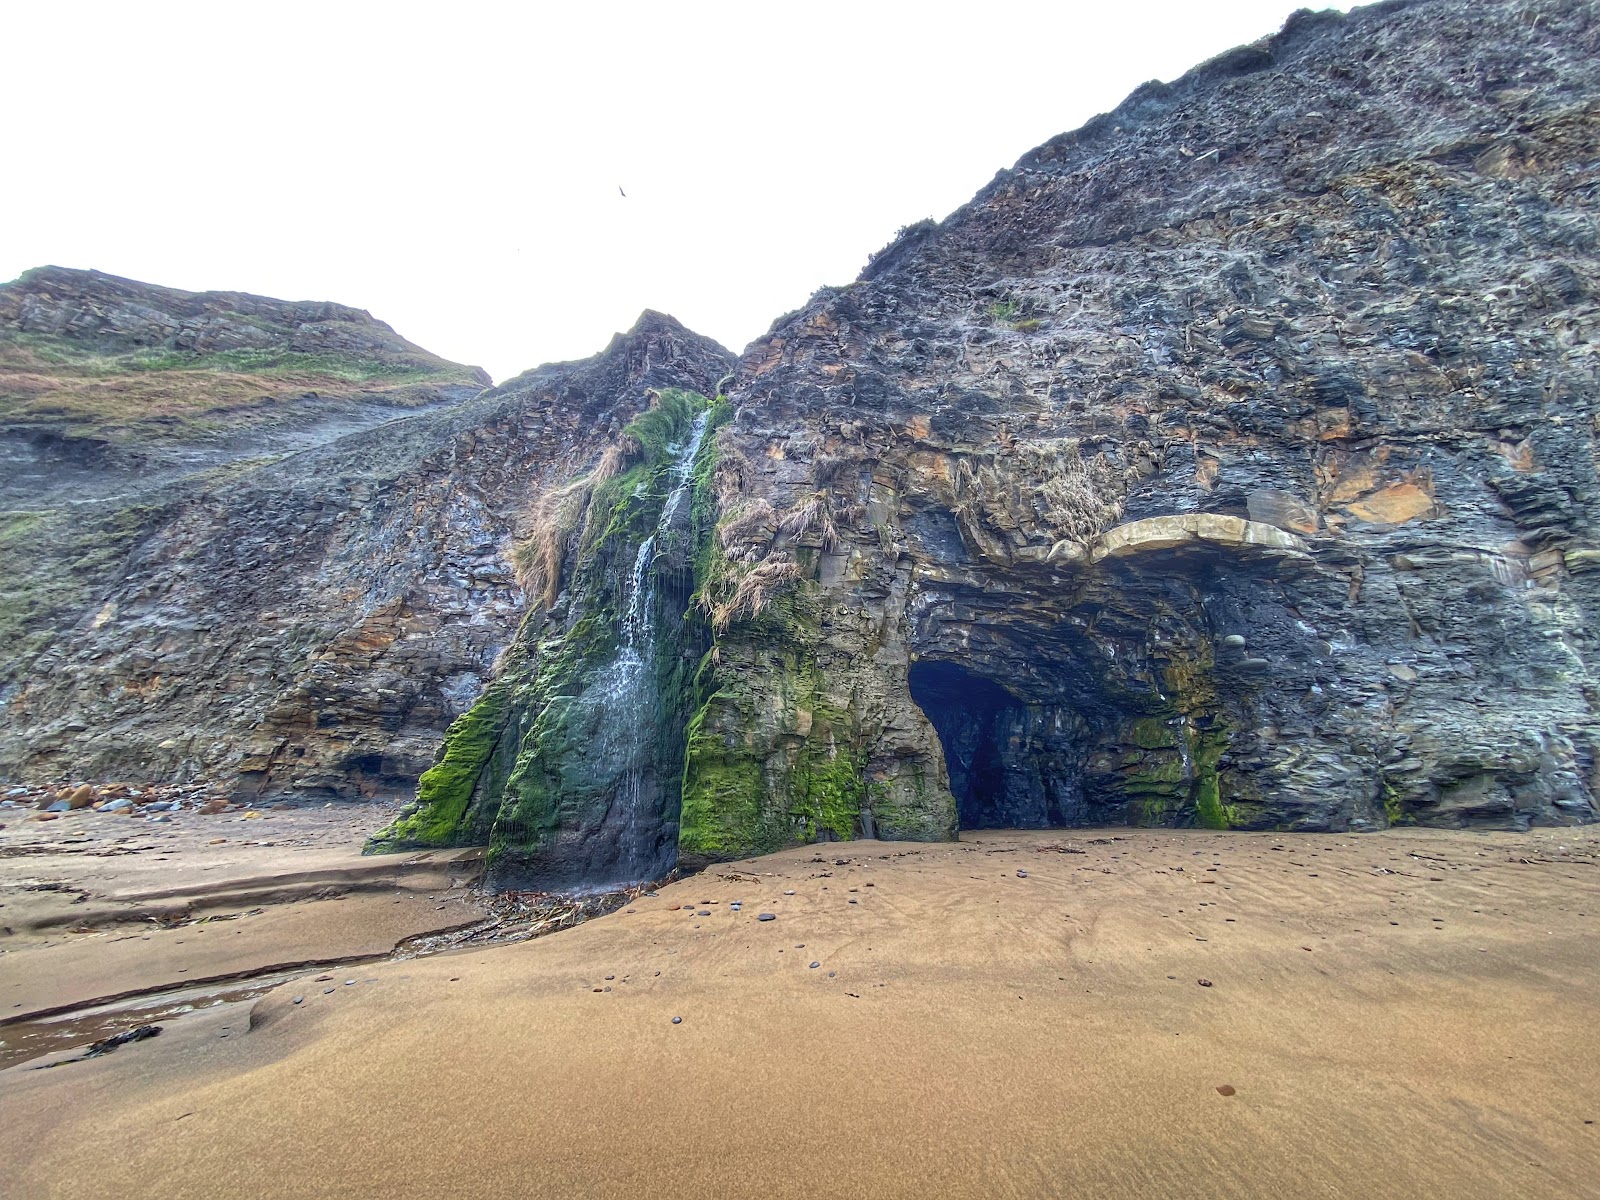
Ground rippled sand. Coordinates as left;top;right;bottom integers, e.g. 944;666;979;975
5;825;1599;1198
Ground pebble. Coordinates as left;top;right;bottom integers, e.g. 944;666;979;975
757;913;776;921
1197;979;1213;987
1016;870;1028;878
323;988;335;994
809;961;821;969
784;890;796;896
697;910;711;917
293;996;304;1005
671;1016;682;1024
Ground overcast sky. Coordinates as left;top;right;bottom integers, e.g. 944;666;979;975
7;1;1356;382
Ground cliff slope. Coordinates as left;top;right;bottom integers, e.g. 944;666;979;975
385;0;1600;884
686;0;1600;849
7;0;1600;889
0;269;735;797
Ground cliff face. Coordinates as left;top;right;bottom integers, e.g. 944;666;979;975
8;0;1600;886
380;0;1600;883
0;269;735;798
686;0;1600;848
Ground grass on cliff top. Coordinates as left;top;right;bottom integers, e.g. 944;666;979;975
0;331;486;443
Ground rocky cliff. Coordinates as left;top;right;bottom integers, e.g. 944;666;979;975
8;0;1600;888
677;0;1600;852
379;0;1600;885
0;269;734;797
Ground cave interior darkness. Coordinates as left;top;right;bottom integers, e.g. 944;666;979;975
908;658;1100;830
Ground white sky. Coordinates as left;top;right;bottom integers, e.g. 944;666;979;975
6;1;1356;383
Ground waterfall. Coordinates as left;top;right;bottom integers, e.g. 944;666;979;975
589;409;710;883
1174;719;1195;790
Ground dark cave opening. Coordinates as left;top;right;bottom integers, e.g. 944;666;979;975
908;659;1088;830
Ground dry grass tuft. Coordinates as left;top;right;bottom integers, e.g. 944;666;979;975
592;437;637;487
717;498;776;552
955;437;1124;550
707;554;803;633
513;476;597;605
776;492;840;551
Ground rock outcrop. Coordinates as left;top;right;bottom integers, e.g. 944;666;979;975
9;0;1600;890
0;269;735;797
688;0;1600;848
382;0;1600;884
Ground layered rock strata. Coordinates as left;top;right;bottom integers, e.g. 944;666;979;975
0;271;734;797
8;0;1600;890
385;0;1600;883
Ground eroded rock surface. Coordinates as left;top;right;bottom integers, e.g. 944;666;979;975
9;0;1600;890
681;0;1600;851
1;271;734;799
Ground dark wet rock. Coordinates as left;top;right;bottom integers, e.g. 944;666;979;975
35;1023;162;1069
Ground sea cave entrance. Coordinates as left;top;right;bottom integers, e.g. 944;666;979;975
908;659;1094;830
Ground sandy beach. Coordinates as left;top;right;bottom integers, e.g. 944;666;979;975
2;819;1598;1198
0;800;486;1063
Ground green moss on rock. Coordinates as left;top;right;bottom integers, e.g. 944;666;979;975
367;680;511;850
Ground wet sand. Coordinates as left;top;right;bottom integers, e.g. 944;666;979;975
4;824;1599;1198
0;801;485;1047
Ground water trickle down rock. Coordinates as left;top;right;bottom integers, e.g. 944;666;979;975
372;390;722;890
580;411;710;884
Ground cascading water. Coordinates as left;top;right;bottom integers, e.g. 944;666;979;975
586;410;710;884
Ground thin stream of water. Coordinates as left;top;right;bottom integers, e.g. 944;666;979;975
589;410;710;883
